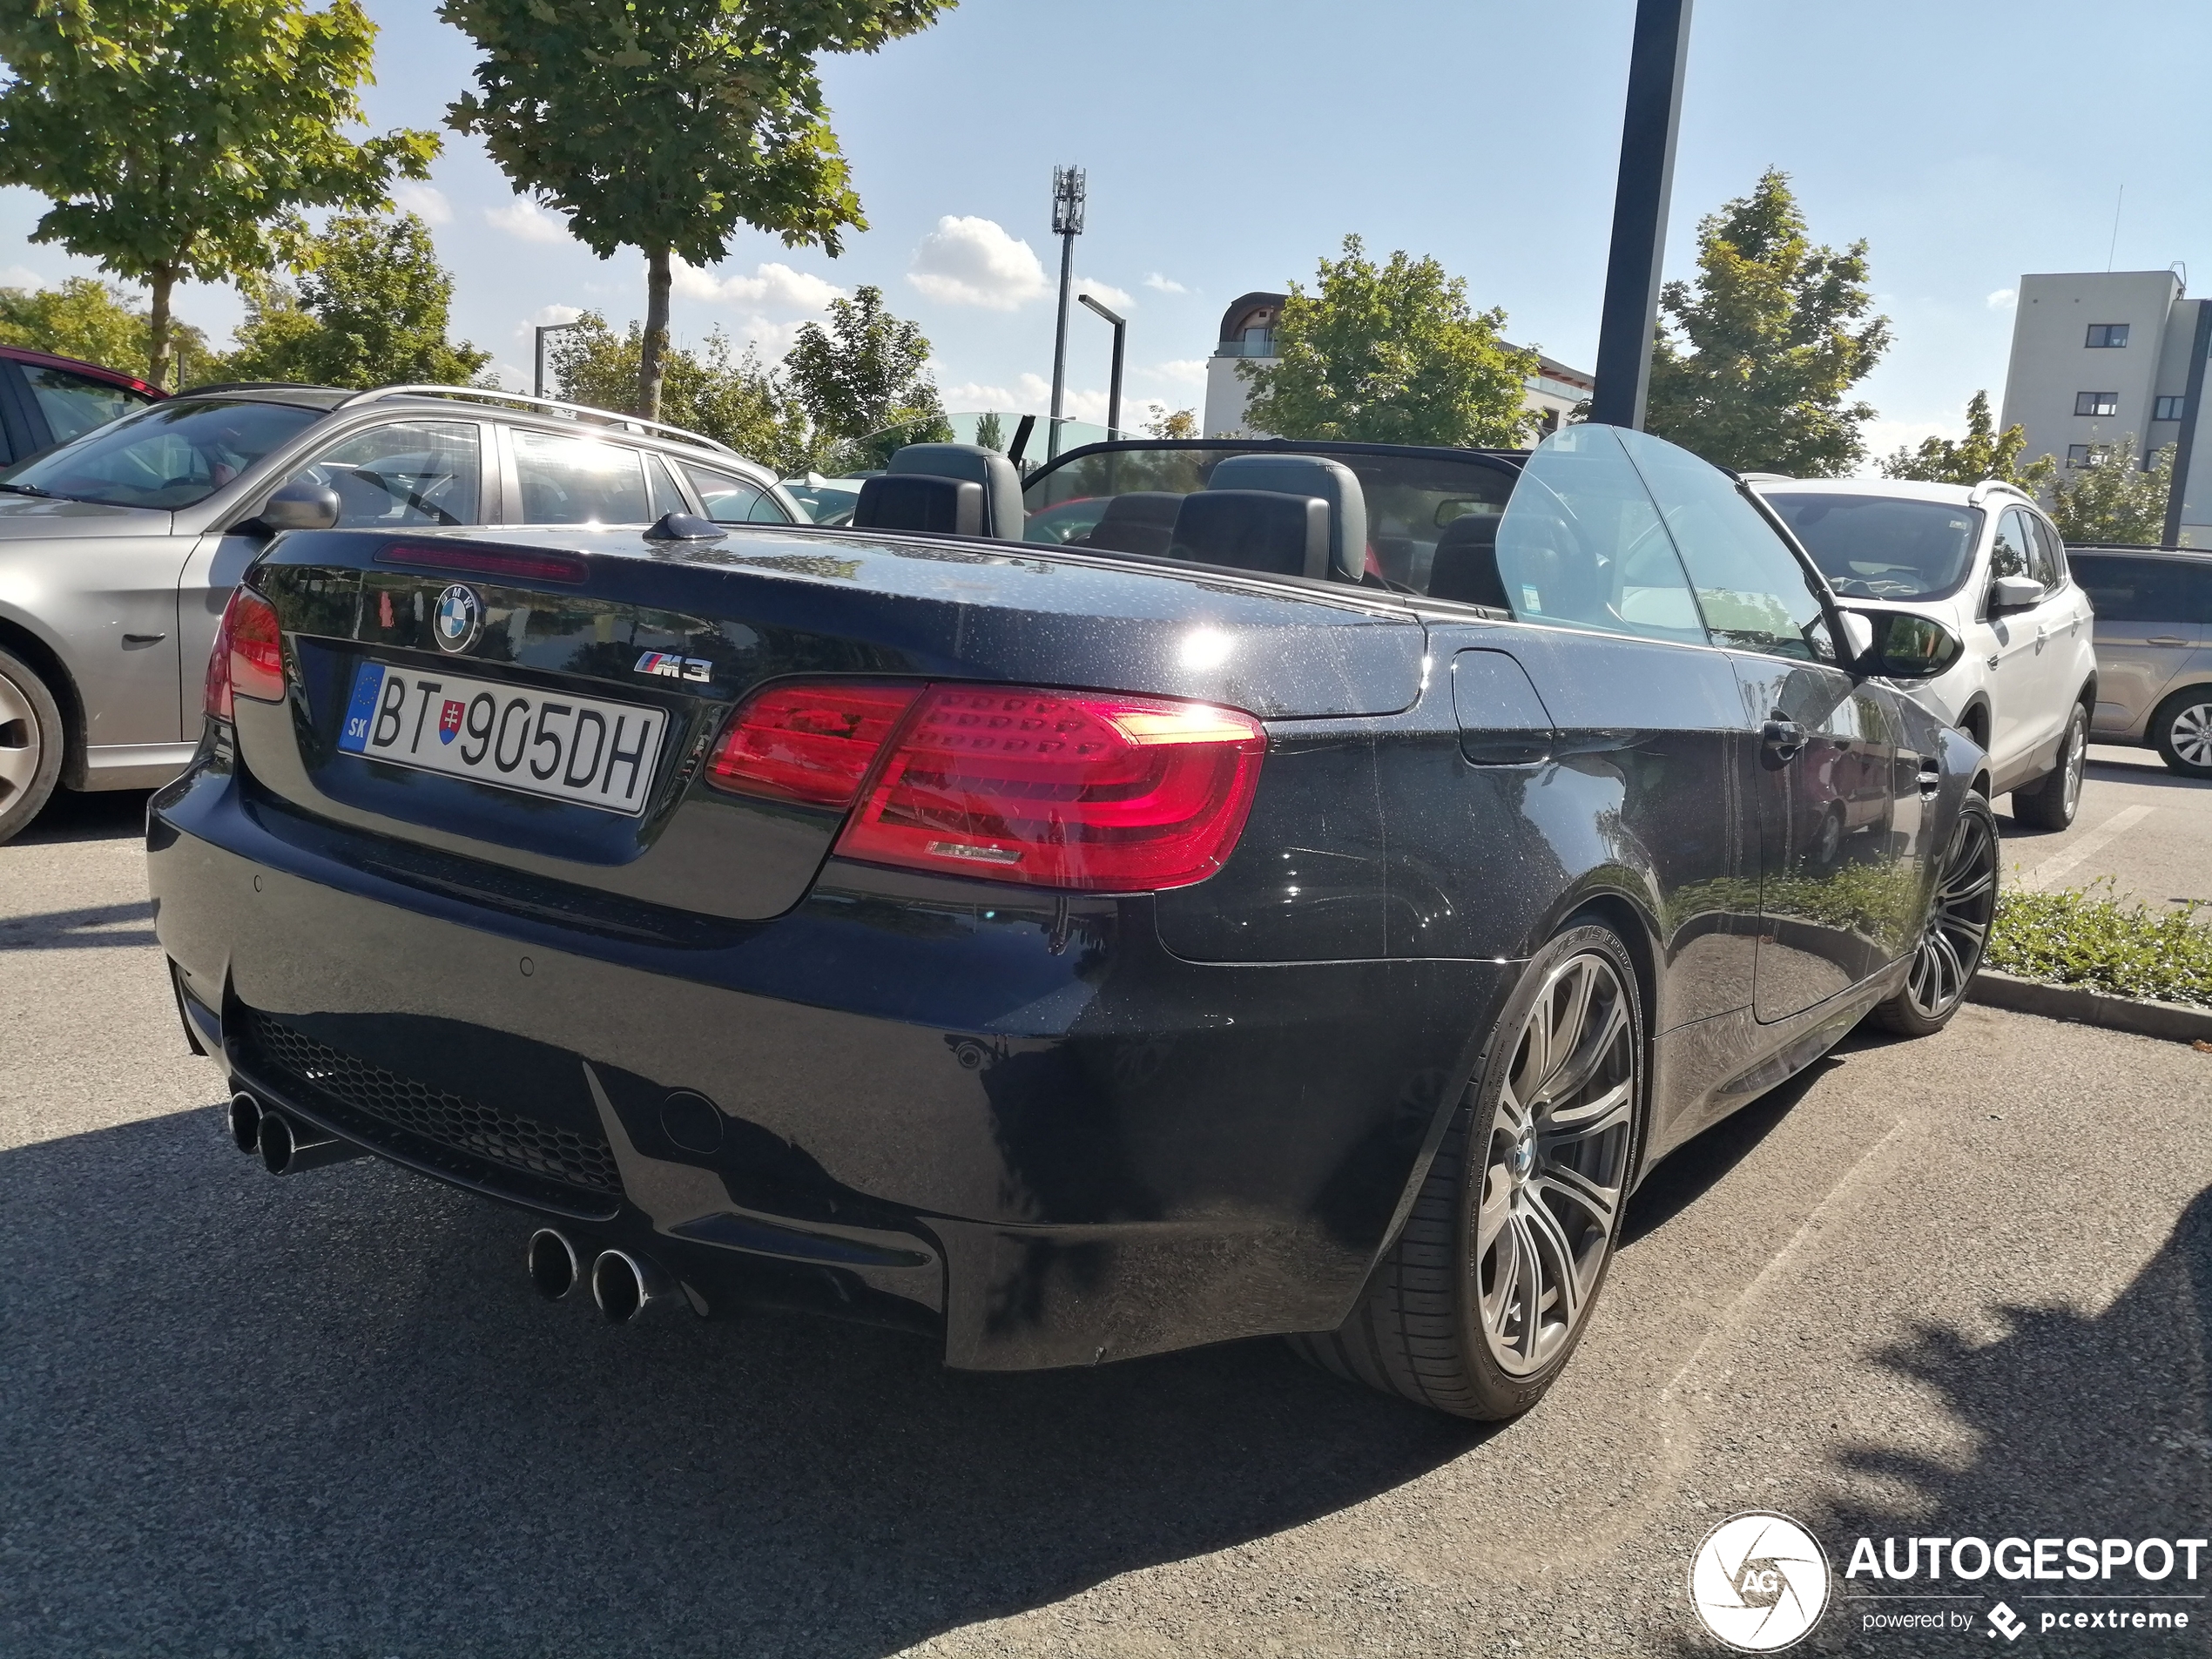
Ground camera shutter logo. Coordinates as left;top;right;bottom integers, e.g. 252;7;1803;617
432;584;482;653
1689;1512;1831;1651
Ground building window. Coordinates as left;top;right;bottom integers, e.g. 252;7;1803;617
2067;444;2096;468
2085;323;2130;348
2155;395;2188;422
2074;391;2119;416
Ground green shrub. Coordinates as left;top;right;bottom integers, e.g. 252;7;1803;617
1986;880;2212;1008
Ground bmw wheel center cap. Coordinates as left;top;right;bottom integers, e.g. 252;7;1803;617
433;584;482;653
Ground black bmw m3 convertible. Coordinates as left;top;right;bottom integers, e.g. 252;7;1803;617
149;421;1995;1420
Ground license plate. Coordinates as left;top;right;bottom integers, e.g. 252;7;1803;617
337;660;667;815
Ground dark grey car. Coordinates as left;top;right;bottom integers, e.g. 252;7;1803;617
0;385;799;841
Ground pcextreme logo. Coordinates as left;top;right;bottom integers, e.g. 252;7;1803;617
1689;1513;1831;1651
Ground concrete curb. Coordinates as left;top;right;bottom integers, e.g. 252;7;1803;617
1968;969;2212;1044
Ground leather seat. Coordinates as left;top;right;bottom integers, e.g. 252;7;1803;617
886;442;1025;539
1426;513;1511;609
1205;454;1367;583
851;473;985;536
1083;491;1183;556
1167;490;1331;579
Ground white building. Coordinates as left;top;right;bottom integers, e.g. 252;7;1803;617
1199;292;1594;444
1998;269;2212;546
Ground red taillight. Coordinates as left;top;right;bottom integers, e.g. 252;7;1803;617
706;681;926;806
205;586;284;719
836;685;1266;891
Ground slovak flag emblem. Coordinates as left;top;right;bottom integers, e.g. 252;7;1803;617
438;699;464;744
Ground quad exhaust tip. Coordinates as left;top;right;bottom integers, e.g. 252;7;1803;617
227;1091;262;1155
590;1248;677;1325
527;1229;579;1301
253;1104;368;1176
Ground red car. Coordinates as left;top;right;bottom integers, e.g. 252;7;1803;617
0;344;165;464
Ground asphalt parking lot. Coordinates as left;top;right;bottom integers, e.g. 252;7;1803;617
2;782;2207;1658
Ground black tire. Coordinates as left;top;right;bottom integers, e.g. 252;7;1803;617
0;645;64;846
1288;921;1642;1420
1867;790;1998;1038
2152;687;2212;779
2011;703;2087;830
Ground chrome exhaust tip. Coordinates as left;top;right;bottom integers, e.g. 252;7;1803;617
590;1248;677;1325
255;1109;368;1176
527;1229;580;1301
227;1091;263;1155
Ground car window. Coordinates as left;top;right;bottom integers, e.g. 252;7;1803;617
646;455;690;520
24;365;152;445
1990;509;2034;583
1615;428;1837;662
1492;424;1704;644
0;395;321;509
679;462;788;523
511;430;650;524
288;421;481;528
2072;555;2208;624
2028;516;2066;589
1760;492;1981;599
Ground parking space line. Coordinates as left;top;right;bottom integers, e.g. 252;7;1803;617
2012;805;2155;893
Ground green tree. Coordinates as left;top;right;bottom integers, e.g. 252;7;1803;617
549;311;811;474
1239;236;1536;448
2045;437;2175;546
0;275;213;385
224;212;489;388
972;410;1003;452
0;0;439;388
1879;390;2049;488
1643;167;1890;476
781;283;947;462
443;0;952;424
1143;404;1198;440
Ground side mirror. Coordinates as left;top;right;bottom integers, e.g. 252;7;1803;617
239;481;341;536
1989;573;2046;612
1841;605;1964;681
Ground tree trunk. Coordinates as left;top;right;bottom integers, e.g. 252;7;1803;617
637;246;672;421
147;266;177;390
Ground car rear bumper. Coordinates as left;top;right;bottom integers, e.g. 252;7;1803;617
150;752;1517;1370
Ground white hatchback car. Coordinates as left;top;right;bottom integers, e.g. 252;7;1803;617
1753;478;2098;830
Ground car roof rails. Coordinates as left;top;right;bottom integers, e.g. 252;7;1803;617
1967;478;2033;507
336;385;739;457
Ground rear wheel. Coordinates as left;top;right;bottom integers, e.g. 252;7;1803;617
2153;690;2212;779
0;647;63;846
2012;704;2086;830
1288;921;1641;1420
1868;791;1997;1037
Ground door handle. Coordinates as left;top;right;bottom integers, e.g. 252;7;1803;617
2148;636;2189;647
1762;718;1806;759
1917;761;1941;798
122;632;167;644
1986;653;2000;668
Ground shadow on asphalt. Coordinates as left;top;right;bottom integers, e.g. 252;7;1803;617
0;900;158;950
13;787;152;846
0;1104;1487;1656
1617;1055;1841;1250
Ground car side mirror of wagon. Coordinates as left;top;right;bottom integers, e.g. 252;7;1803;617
1840;605;1963;681
1988;573;2047;613
236;481;341;536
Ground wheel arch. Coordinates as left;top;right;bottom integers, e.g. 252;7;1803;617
0;611;84;786
1554;886;1663;1192
1953;693;1992;753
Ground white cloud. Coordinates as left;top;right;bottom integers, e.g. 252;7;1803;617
1143;273;1189;294
1852;417;1963;475
1076;277;1134;313
907;216;1048;310
530;303;583;327
669;257;845;312
0;265;49;291
939;374;1117;426
486;199;570;244
391;183;453;226
487;361;531;392
1986;287;2018;311
1143;358;1208;387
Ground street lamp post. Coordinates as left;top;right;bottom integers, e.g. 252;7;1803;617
1077;292;1126;439
1047;165;1086;459
534;318;585;400
1589;0;1695;430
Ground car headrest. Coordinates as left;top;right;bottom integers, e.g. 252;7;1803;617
1167;490;1330;580
1426;513;1510;609
1083;491;1184;556
852;474;984;537
1205;454;1366;582
887;443;1024;539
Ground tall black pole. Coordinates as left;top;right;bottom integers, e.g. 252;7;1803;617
1589;0;1694;430
1048;165;1086;460
2162;299;2211;548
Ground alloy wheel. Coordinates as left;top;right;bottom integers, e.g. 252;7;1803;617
0;668;41;803
1905;808;1996;1021
2171;701;2212;770
2061;714;2085;815
1474;951;1635;1377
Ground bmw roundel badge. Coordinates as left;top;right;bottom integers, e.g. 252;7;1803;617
431;583;482;653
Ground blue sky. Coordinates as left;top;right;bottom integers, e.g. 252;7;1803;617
3;0;2208;462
